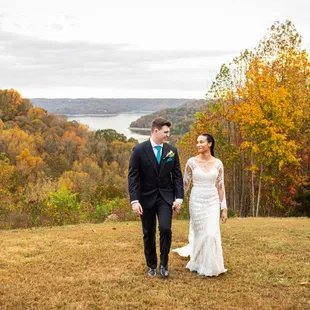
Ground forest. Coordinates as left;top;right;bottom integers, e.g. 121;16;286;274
0;92;138;228
0;20;309;229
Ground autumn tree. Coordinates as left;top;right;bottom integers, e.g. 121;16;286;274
0;89;23;121
16;148;46;184
178;20;310;216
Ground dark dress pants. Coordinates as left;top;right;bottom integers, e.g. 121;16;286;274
140;195;173;269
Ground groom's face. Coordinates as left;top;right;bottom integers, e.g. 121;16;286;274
154;125;170;144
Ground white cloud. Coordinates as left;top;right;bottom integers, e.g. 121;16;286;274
0;0;310;98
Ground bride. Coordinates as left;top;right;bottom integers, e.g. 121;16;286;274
173;133;228;276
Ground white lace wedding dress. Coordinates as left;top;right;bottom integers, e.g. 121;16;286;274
173;157;227;276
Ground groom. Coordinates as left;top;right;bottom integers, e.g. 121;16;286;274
128;117;184;278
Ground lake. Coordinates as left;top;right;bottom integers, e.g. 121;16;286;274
66;112;150;142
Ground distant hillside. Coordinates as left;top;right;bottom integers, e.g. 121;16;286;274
30;98;195;115
129;99;208;142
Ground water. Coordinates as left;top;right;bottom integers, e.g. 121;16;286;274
66;112;150;142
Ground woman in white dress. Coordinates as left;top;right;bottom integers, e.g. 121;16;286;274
173;133;228;276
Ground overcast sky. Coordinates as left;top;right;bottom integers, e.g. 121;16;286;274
1;0;310;99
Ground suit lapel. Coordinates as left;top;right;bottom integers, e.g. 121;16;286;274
159;143;169;175
144;140;159;174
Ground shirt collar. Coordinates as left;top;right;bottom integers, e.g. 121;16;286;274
150;138;163;148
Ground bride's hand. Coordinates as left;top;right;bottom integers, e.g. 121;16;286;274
172;201;181;213
221;209;227;224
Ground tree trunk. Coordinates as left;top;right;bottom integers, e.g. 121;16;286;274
251;151;256;217
240;152;245;216
233;162;236;212
256;163;263;217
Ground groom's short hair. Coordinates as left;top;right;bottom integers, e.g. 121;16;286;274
151;117;171;132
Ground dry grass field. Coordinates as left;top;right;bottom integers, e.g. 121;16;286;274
0;218;309;310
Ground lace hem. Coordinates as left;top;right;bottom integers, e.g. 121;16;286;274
186;261;227;277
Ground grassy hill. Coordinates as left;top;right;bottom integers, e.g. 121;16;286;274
129;99;208;143
130;99;207;130
1;218;309;309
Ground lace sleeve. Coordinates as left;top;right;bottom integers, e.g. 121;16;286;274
216;160;227;210
183;159;193;193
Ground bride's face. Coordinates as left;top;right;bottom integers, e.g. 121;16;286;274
196;135;211;153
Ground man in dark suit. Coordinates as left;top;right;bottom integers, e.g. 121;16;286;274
128;117;184;278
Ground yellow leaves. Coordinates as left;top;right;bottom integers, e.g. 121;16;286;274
240;141;252;149
279;160;285;170
0;118;4;130
231;45;305;172
60;170;97;201
248;164;259;174
77;123;90;137
16;149;43;168
0;156;17;191
27;107;47;121
0;127;37;164
15;149;44;182
252;144;260;153
72;157;102;181
58;176;75;192
0;89;23;121
240;142;260;154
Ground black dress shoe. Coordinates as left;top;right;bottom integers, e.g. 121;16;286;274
147;268;156;277
159;265;169;278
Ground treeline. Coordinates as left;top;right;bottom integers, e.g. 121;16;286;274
31;98;194;115
1;20;309;229
130;100;207;144
0;89;139;228
177;21;310;217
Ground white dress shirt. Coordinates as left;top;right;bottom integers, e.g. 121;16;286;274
150;138;163;158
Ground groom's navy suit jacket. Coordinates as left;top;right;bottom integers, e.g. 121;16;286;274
128;139;184;209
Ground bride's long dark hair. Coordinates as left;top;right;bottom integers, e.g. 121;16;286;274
201;133;215;156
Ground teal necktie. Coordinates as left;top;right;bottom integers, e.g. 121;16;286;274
154;145;162;164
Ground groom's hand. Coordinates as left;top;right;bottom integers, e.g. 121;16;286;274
132;202;143;215
172;201;181;213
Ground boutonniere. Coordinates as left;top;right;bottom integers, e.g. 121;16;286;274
164;150;175;161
